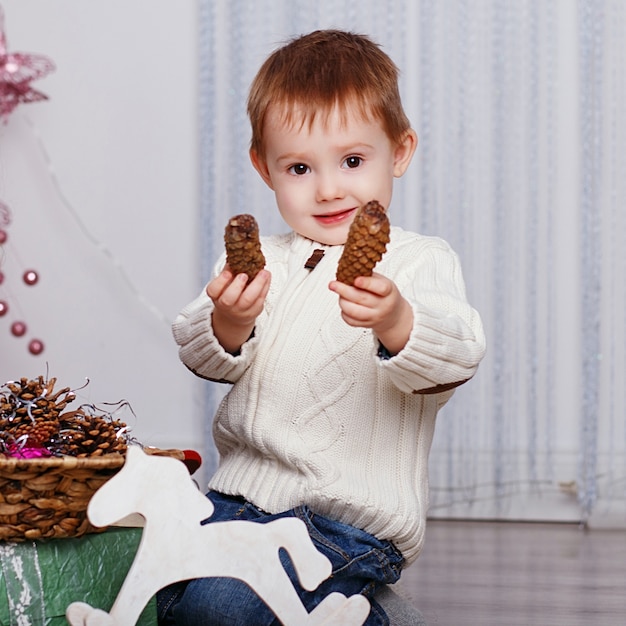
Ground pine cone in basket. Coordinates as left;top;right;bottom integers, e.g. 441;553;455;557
0;376;75;449
1;376;129;458
336;200;390;286
224;214;265;282
56;410;128;457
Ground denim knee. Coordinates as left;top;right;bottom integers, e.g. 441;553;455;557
157;492;404;626
168;577;277;626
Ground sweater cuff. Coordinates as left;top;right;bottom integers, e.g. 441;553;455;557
377;302;484;394
172;290;257;381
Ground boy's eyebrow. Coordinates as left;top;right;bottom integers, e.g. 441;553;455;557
272;153;312;168
334;142;376;153
274;143;376;163
274;151;308;163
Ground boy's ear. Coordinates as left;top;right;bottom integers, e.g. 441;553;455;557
393;129;418;178
250;149;274;189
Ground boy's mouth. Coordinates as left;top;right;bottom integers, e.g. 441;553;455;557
314;207;357;225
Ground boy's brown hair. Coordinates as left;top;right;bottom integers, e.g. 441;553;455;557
247;30;411;159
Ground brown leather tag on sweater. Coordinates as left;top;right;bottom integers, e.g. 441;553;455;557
304;249;325;270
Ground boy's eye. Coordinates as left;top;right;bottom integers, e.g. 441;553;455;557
289;163;309;175
344;156;362;169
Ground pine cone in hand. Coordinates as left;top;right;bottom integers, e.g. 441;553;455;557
336;201;390;285
224;214;265;282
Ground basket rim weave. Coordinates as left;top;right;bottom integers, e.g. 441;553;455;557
0;452;125;472
0;448;184;541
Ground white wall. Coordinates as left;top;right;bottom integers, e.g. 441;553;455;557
0;1;206;481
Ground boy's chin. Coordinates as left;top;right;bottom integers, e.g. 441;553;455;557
308;233;348;246
300;226;350;246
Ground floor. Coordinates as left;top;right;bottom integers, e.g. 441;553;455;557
399;520;626;626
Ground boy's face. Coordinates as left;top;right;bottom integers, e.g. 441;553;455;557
251;103;416;245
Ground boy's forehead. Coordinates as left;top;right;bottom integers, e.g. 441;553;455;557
266;99;377;133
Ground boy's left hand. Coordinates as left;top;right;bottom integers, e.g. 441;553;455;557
329;273;413;355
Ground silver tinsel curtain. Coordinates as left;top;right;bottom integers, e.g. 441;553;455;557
197;0;626;525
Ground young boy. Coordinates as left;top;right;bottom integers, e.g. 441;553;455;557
160;29;485;625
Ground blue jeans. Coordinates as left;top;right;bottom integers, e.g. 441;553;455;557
157;491;404;625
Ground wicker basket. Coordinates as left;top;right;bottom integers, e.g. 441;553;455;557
0;448;184;542
0;453;125;542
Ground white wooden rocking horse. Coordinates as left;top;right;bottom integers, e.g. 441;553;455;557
65;445;370;626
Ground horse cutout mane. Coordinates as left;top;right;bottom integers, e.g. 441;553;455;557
66;445;370;626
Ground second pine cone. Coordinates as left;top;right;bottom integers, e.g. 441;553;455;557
336;201;390;285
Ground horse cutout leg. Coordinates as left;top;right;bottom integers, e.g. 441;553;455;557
66;602;113;626
66;446;370;626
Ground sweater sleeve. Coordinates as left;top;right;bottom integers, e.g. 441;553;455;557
377;237;486;394
171;266;259;384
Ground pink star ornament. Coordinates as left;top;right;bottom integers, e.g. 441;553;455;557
0;6;55;120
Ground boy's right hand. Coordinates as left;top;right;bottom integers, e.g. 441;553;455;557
207;267;271;354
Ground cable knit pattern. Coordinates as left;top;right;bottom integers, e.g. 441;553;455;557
172;228;485;564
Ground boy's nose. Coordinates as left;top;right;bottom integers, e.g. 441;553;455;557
315;171;344;202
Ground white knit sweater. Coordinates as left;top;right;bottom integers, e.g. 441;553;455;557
172;227;485;564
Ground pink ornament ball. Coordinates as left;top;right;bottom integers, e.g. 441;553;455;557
0;300;8;316
11;321;27;337
0;229;7;245
23;270;39;285
28;339;44;355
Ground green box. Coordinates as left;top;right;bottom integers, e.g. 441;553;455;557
0;527;156;625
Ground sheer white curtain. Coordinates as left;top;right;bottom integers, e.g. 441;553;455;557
198;0;626;526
